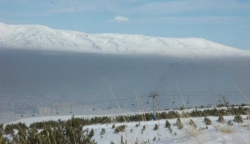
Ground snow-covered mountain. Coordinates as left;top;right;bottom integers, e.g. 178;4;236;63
0;22;249;57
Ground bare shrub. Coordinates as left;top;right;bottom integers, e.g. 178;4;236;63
234;114;243;123
153;124;159;130
176;118;183;129
114;125;126;133
185;125;199;137
215;126;233;134
189;119;197;128
217;115;225;123
204;117;211;125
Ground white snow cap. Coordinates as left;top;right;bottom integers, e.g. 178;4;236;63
0;22;249;57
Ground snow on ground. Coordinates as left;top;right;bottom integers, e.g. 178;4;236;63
4;111;250;144
86;116;250;144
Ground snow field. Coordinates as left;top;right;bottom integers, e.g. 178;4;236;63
84;116;250;144
3;108;250;144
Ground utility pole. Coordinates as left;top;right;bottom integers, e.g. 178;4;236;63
149;91;159;121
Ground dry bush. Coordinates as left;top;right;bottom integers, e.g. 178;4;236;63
214;126;233;134
189;119;197;128
165;120;171;128
176;118;183;129
204;117;211;125
217;115;225;123
185;125;199;137
234;114;243;123
153;124;159;130
114;125;126;133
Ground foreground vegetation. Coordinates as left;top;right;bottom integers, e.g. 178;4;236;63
0;105;249;144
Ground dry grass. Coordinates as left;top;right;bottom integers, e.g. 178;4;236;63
185;125;199;137
214;125;233;134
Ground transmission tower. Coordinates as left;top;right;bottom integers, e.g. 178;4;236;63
149;91;159;120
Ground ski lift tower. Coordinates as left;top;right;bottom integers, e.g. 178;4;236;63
149;91;159;121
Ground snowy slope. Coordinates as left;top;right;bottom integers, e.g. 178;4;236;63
0;22;249;57
4;114;250;144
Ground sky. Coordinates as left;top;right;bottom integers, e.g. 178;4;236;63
0;0;250;50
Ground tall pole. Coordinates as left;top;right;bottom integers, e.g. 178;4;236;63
149;91;159;121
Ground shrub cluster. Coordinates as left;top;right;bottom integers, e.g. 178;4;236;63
218;115;225;123
114;125;126;133
234;114;243;123
153;124;159;130
204;117;211;125
189;119;197;128
176;118;183;129
3;117;97;144
165;120;171;128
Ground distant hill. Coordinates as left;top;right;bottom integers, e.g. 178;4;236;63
0;22;249;57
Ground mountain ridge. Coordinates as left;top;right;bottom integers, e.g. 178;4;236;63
0;22;249;57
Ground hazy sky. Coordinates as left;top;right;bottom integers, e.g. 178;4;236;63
0;0;250;49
